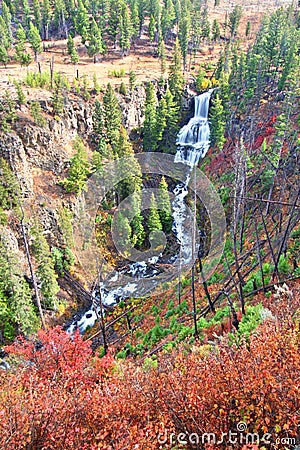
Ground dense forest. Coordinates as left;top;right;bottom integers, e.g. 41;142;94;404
0;0;300;448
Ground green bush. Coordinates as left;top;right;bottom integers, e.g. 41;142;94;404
278;255;291;275
108;68;125;78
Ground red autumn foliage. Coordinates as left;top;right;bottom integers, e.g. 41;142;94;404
1;289;299;449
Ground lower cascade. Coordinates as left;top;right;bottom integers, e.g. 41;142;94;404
68;91;212;334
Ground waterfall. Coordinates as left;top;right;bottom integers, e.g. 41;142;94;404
172;91;212;262
175;91;212;166
67;91;212;334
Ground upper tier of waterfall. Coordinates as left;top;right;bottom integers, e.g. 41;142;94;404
175;91;212;166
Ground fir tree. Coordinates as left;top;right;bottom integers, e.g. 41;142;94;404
61;137;90;195
42;0;51;40
143;82;157;151
149;15;156;44
119;1;133;56
67;34;79;65
229;5;242;37
103;83;122;149
33;0;42;30
0;46;9;67
212;19;220;41
157;176;172;232
86;18;105;62
148;194;162;243
130;191;145;247
93;99;105;135
30;102;46;127
15;24;32;67
13;81;26;105
162;87;179;151
209;93;226;150
129;0;140;40
28;22;42;62
169;38;184;105
179;8;190;69
31;223;60;310
76;0;89;43
161;0;176;41
0;238;40;341
1;2;12;45
0;157;21;211
115;126;142;200
155;96;167;147
114;211;132;255
52;74;65;115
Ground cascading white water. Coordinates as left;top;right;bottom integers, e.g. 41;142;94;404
67;91;212;334
175;91;211;166
172;91;212;262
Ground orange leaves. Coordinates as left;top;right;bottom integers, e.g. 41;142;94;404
1;301;300;449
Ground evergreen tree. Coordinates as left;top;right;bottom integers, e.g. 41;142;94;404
33;0;42;30
52;75;65;115
155;96;167;147
0;91;17;131
1;2;12;45
28;22;42;62
86;18;105;62
115;126;142;200
148;193;162;232
31;223;60;310
0;16;11;51
61;137;90;195
0;238;39;341
161;0;176;41
53;0;67;34
137;0;147;34
130;191;145;247
157;176;172;232
103;83;122;149
143;82;157;151
129;0;140;40
114;211;132;255
41;0;51;40
161;88;179;151
201;6;210;40
67;34;79;65
108;0;123;46
93;99;105;136
229;5;242;37
179;7;190;68
149;15;156;44
15;24;32;66
76;0;89;43
129;70;137;92
0;46;9;67
0;157;21;211
30;102;46;127
158;38;166;74
14;81;26;105
212;19;220;41
209;93;226;150
119;1;133;56
169;38;184;105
